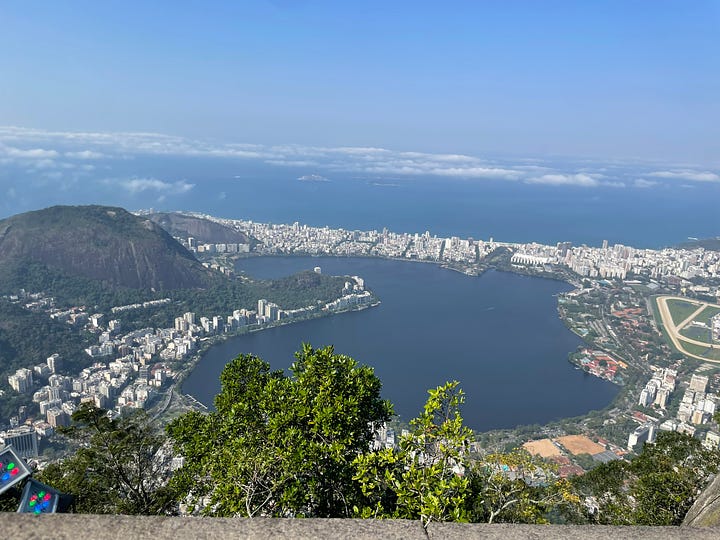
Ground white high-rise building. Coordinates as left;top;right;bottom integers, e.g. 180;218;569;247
628;423;657;451
47;353;62;373
8;368;33;393
654;388;670;408
0;426;38;458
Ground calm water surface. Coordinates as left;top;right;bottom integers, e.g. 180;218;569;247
182;257;618;431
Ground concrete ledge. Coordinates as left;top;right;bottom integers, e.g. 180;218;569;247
4;514;719;539
427;522;719;539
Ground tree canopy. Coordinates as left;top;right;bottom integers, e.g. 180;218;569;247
573;431;720;525
38;403;175;515
167;344;393;517
14;345;720;527
354;381;579;528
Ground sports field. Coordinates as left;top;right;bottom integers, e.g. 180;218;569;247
654;296;720;364
666;298;701;326
555;435;605;456
523;439;562;458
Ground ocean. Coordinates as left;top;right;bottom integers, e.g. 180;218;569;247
8;156;718;249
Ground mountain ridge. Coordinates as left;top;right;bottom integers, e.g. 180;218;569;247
144;211;254;246
0;205;214;291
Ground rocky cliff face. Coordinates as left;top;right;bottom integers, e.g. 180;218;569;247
0;205;214;290
683;473;720;526
146;212;253;245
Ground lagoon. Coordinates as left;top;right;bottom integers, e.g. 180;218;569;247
182;257;618;431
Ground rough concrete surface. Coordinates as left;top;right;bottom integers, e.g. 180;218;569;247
4;514;720;539
427;522;719;539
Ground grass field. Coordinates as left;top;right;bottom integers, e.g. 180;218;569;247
696;305;720;323
677;305;720;344
680;325;712;341
666;298;701;326
681;341;720;361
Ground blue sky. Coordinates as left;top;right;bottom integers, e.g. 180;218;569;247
1;1;719;163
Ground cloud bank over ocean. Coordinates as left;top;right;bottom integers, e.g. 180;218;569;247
1;125;719;214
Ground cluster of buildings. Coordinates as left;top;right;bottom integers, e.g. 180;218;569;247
5;343;175;459
661;374;718;437
712;313;720;341
192;241;250;254
176;213;720;290
574;349;627;382
185;213;495;265
3;272;373;456
638;367;677;409
371;423;398;451
512;240;720;285
111;298;171;314
629;371;720;451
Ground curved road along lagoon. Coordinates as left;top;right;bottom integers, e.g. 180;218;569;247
183;257;618;431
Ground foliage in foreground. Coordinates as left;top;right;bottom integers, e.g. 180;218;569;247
12;345;720;526
167;344;393;517
354;381;579;528
573;430;720;525
38;404;175;514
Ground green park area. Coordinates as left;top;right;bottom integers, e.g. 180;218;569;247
654;296;720;364
680;325;712;342
666;298;702;326
678;305;720;344
681;341;720;362
697;305;720;323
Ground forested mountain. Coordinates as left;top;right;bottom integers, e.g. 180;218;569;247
0;205;214;291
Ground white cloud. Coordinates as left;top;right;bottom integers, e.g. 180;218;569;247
266;159;319;167
298;174;330;182
431;166;521;179
1;125;715;192
634;178;658;188
0;143;59;159
119;177;195;195
526;173;600;187
648;170;720;182
30;159;58;170
65;150;105;159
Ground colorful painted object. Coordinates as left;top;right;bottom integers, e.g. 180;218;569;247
18;479;60;514
0;446;31;495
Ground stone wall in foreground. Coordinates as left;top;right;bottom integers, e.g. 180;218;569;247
5;514;720;540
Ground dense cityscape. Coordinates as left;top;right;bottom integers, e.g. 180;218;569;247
4;0;720;530
1;208;720;527
1;270;373;461
183;213;720;457
185;211;720;284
